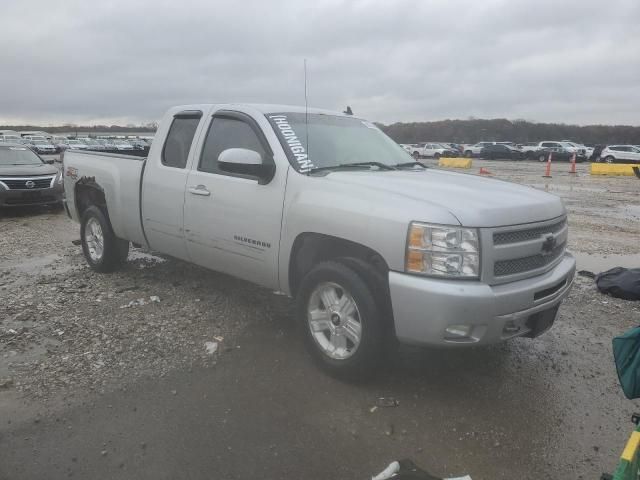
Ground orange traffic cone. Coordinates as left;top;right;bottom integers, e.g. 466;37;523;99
569;153;577;174
543;152;552;178
479;167;492;175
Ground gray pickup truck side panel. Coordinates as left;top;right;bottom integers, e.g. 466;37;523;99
63;151;147;246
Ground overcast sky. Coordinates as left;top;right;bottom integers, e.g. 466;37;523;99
1;0;639;126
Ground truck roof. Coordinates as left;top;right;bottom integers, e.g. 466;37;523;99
172;103;355;118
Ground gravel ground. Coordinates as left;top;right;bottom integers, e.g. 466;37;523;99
1;158;640;479
0;207;290;399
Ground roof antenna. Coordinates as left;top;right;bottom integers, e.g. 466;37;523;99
304;58;310;172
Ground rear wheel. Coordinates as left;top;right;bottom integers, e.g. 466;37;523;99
412;151;420;160
538;154;547;162
464;150;472;158
297;261;384;380
433;153;441;160
80;206;129;272
605;156;615;164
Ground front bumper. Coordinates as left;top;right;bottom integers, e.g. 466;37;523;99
0;184;64;207
389;253;576;346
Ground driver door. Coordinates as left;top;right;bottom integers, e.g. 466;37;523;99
183;110;283;290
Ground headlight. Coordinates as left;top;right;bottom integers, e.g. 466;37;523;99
406;222;480;278
56;170;63;184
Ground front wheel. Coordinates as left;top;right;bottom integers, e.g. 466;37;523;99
80;206;129;272
464;150;472;158
604;156;615;164
296;261;384;380
412;151;420;160
538;154;547;162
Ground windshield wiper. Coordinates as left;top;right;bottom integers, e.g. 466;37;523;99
394;161;428;169
309;162;397;174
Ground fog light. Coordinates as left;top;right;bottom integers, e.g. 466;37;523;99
445;325;472;339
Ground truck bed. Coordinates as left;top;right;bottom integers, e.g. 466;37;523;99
63;150;148;247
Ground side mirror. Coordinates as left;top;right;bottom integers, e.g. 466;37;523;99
44;159;55;164
218;148;275;184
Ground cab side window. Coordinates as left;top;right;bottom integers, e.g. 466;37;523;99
198;116;267;175
162;114;201;169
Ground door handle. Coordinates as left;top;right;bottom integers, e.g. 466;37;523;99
188;185;211;196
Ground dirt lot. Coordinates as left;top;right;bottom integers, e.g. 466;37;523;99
1;159;640;479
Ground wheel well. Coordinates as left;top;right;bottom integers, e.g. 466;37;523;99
75;179;107;218
288;233;389;297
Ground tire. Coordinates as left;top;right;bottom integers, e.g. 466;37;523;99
80;205;129;273
412;151;420;160
464;150;472;158
296;260;385;380
538;154;547;162
433;153;440;160
605;156;615;164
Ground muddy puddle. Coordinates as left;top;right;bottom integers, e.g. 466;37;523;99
573;251;640;273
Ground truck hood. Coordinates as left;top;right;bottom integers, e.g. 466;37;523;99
320;168;565;227
0;163;58;176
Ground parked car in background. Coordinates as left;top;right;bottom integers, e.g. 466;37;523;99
0;134;26;145
436;142;463;154
562;141;594;159
0;143;63;208
62;103;575;377
519;142;543;159
599;145;640;164
399;143;416;154
479;144;523;160
65;140;89;150
51;136;70;152
130;139;150;150
411;142;457;159
81;138;106;151
23;136;56;155
463;142;494;157
113;140;134;151
19;130;52;140
95;139;117;149
534;141;586;160
536;147;585;163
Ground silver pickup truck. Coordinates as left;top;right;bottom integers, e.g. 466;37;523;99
63;104;576;377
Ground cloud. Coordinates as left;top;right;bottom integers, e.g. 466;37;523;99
0;0;639;125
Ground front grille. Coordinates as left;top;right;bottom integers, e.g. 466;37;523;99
494;218;566;245
0;177;54;190
494;242;565;277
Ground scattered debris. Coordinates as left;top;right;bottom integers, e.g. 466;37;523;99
0;378;14;389
150;295;161;303
371;459;472;480
204;341;218;355
377;397;400;408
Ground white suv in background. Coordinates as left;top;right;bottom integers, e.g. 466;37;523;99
599;145;640;164
535;141;586;158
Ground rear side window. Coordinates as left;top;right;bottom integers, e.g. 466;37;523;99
162;114;201;168
198;116;267;175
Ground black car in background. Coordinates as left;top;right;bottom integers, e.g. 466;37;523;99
536;147;585;163
479;144;523;160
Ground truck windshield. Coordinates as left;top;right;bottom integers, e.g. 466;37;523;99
0;146;43;165
266;112;410;173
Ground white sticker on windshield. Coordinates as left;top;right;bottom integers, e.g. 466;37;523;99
362;121;377;129
9;147;27;151
269;115;315;173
